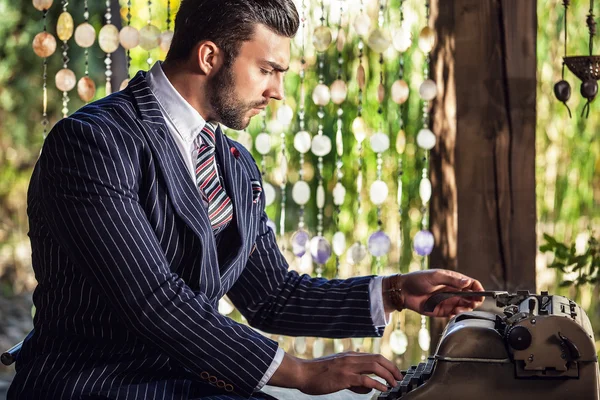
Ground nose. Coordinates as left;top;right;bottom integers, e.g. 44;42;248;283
266;74;284;101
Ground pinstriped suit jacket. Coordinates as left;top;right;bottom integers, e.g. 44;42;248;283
8;72;385;400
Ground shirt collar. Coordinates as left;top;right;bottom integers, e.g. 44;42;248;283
146;61;207;145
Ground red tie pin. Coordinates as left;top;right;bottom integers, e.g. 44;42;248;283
230;146;240;159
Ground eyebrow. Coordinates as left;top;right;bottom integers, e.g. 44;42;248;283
265;60;289;73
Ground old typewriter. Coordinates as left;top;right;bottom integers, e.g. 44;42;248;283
378;290;600;400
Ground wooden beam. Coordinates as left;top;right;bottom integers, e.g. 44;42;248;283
429;0;537;348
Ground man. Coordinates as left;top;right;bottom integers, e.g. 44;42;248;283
9;0;484;399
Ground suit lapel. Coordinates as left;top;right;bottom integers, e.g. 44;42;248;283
128;72;220;297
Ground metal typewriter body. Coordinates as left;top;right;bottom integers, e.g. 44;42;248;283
379;291;600;400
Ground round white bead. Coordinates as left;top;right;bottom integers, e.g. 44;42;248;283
311;135;332;157
419;79;438;101
419;178;432;203
255;132;272;155
416;128;437;150
293;131;312;154
369;180;388;205
292;181;311;205
312;83;331;106
370;132;390;153
332;231;346;256
333;182;346;206
263;182;276;206
276;104;294;126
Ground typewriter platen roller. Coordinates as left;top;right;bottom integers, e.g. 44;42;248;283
378;291;600;400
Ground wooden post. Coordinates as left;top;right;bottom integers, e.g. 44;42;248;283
428;0;537;349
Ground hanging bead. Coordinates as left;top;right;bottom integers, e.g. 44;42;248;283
277;104;294;126
391;79;409;104
370;132;390;153
357;64;366;89
419;178;432;203
368;28;391;53
353;13;371;37
311;135;332;157
310;236;332;265
352;117;367;143
119;79;130;91
263;182;276;206
77;76;96;102
33;0;53;11
332;231;346;256
74;22;96;48
377;83;385;103
333;182;346;206
293;131;312;153
417;128;437;150
255;132;272;155
159;30;174;52
347;242;367;265
418;325;431;351
418;26;436;53
292;181;311;205
55;68;76;92
32;32;57;58
419;79;438;101
139;24;161;50
293;337;307;355
99;24;120;53
390;328;408;355
369;180;388;205
313;26;333;52
330;80;348;104
336;28;346;52
414;230;435;256
312;84;331;106
368;230;391;257
312;338;325;358
56;11;74;41
119;26;140;50
396;129;406;154
392;26;412;52
291;230;310;257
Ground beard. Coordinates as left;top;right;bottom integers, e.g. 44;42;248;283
207;63;265;130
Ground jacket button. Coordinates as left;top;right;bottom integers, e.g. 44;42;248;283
209;375;218;384
217;380;226;388
200;372;210;380
225;384;234;392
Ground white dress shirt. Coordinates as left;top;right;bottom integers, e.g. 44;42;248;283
145;61;390;391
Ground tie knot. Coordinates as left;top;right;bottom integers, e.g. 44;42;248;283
198;122;217;147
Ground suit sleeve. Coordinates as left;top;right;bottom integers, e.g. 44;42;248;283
37;117;278;398
226;153;385;338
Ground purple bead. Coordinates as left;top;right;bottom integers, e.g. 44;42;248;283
368;230;391;257
310;236;332;264
291;230;309;257
413;230;435;256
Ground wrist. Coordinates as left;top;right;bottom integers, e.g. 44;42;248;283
382;274;405;313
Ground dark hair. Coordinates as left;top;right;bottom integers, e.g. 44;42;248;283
166;0;300;65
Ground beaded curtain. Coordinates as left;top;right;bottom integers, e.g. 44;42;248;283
31;0;438;366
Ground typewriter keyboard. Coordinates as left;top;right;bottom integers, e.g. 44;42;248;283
378;356;436;399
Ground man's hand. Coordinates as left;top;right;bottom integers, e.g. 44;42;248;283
268;351;401;394
382;269;484;317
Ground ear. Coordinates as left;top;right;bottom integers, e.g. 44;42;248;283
195;41;224;76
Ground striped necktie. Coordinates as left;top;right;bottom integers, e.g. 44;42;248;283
195;122;234;231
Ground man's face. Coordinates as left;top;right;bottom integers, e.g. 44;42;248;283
207;24;290;130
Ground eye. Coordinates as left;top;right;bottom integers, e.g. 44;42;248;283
260;68;274;75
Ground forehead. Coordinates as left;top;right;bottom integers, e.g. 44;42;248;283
237;24;291;66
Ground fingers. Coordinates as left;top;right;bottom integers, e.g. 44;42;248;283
355;362;398;388
350;374;389;393
346;353;402;381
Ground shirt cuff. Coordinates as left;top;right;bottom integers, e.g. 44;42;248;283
369;276;392;327
255;346;285;391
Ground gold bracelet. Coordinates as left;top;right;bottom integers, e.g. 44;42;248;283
385;287;404;311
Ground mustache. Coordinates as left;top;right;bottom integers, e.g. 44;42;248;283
251;100;269;109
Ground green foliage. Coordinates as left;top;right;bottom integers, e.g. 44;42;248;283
540;233;600;287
